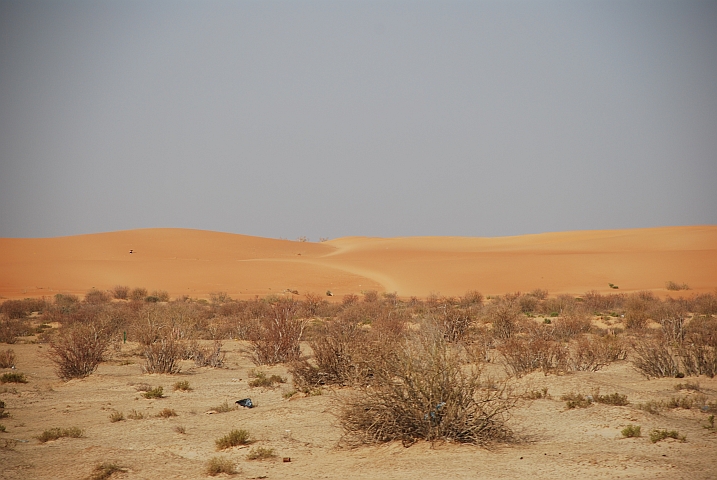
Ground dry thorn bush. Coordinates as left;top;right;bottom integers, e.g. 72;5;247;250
47;322;111;380
340;330;515;446
250;300;306;365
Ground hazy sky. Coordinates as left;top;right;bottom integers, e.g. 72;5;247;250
1;1;716;240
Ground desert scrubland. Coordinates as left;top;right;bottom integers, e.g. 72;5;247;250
1;226;717;479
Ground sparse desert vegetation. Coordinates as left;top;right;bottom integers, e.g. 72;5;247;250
0;287;716;478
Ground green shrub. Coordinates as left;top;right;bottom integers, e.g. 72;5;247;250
0;372;27;384
215;429;252;450
621;424;641;438
142;386;164;399
649;429;685;443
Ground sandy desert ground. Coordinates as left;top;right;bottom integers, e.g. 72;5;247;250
1;226;717;479
1;225;716;301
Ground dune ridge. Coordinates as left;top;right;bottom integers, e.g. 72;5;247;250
1;226;715;300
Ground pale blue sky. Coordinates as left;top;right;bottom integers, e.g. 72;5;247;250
1;1;716;240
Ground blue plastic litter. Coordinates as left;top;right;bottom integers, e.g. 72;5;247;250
236;398;254;408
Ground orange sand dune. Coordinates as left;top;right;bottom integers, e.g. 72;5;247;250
1;226;715;300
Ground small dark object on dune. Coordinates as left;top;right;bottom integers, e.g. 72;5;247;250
236;398;254;408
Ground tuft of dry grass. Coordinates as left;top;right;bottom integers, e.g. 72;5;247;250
248;370;286;388
215;429;252;450
174;425;186;434
173;380;192;391
561;392;592;409
36;426;84;443
206;456;237;476
210;400;238;413
127;409;145;420
594;392;629;406
0;349;16;368
156;408;177;418
247;446;277;460
109;410;124;422
87;462;128;480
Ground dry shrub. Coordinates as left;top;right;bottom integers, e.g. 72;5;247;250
85;289;112;305
362;290;379;303
582;290;624;313
631;334;680;378
111;285;130;300
652;302;687;343
47;322;111;380
434;308;475;342
0;348;16;368
247;447;277;460
340;332;515;446
552;311;592;339
666;281;690;291
487;301;520;339
290;312;403;390
460;290;484;307
539;294;578;316
569;335;628;372
189;340;226;368
0;314;28;344
693;292;717;316
249;300;306;365
679;316;717;378
624;292;657;330
302;293;326;317
129;287;148;302
497;336;568;377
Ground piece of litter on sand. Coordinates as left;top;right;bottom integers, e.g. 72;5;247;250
236;398;254;408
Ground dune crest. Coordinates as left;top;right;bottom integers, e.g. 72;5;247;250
1;226;715;300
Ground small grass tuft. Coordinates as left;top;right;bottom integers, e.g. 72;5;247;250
650;429;685;443
248;370;286;388
157;408;177;418
562;392;592;409
0;372;28;384
206;456;237;476
87;462;128;480
0;349;16;369
211;400;238;413
0;424;6;432
637;400;665;415
621;424;641;438
173;380;192;391
142;386;164;399
127;409;145;420
246;446;277;460
109;410;124;422
524;387;550;400
674;381;700;392
594;392;629;406
174;425;186;434
36;427;84;443
215;429;252;450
